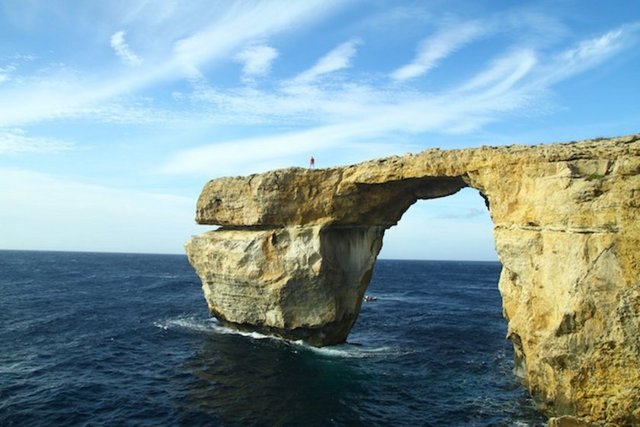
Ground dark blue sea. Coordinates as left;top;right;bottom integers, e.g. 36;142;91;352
0;251;546;426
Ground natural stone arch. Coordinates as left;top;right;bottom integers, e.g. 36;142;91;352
186;134;640;426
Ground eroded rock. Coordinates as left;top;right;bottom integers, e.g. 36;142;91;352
186;225;384;346
185;133;640;426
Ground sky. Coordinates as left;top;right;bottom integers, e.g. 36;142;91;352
0;1;639;260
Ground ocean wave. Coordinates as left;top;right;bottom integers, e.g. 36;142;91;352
154;316;402;358
153;316;282;342
296;342;401;359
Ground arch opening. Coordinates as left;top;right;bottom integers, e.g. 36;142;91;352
379;187;497;261
349;188;546;424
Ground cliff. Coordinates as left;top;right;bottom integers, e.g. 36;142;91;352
185;133;640;426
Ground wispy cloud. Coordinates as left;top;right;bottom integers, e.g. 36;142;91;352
541;23;640;84
0;65;15;83
291;39;361;84
0;1;345;127
161;23;640;176
235;44;279;80
160;124;359;175
1;4;638;180
0;55;33;84
457;49;538;97
170;1;339;76
391;22;484;81
0;128;74;154
110;31;143;66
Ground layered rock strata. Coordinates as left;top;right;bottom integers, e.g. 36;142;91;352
185;134;640;426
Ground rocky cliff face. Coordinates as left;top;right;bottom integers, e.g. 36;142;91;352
185;134;640;426
186;225;384;346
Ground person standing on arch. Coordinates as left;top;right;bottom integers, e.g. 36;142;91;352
309;156;315;169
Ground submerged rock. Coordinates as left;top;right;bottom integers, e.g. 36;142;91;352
186;133;640;426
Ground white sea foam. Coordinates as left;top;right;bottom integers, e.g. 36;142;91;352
368;293;420;304
297;342;397;359
154;316;402;358
154;273;179;279
0;360;34;375
154;316;275;341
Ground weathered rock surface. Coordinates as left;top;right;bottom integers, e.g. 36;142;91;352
186;225;384;346
186;133;640;426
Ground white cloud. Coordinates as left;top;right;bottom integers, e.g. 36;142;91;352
110;31;143;66
541;24;639;84
158;91;504;177
0;2;345;128
171;1;339;76
0;128;74;154
563;29;624;62
391;22;484;81
187;80;384;126
0;66;14;83
1;7;636;181
160;23;640;176
0;62;21;84
235;45;279;79
291;39;360;84
160;124;357;176
457;49;538;96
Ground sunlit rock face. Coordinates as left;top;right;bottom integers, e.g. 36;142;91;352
186;225;384;346
186;133;639;426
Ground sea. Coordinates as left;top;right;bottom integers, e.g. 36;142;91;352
0;250;547;426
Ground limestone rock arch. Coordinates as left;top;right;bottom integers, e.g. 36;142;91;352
186;134;640;426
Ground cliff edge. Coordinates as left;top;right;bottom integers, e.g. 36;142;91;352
186;133;640;426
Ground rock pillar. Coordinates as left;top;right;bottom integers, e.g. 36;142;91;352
186;225;385;346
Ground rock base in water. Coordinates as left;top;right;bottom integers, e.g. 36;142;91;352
186;225;384;345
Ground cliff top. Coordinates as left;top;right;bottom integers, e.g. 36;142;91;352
195;133;640;227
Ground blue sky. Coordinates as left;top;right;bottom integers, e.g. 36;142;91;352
0;1;638;260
